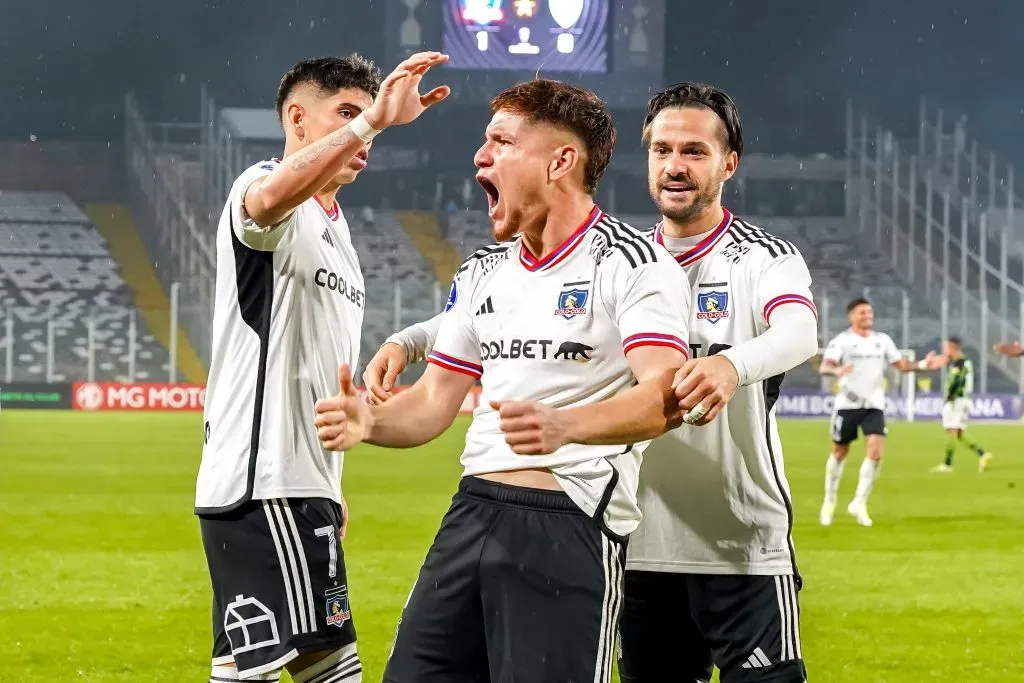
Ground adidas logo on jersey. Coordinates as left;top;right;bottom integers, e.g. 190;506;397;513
475;296;495;316
322;229;334;247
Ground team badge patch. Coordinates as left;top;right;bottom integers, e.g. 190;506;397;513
444;280;458;312
555;288;589;320
696;291;730;323
325;586;351;627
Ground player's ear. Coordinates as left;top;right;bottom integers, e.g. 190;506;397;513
286;101;306;141
722;149;739;181
548;145;579;184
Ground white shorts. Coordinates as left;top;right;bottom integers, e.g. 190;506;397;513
941;398;970;430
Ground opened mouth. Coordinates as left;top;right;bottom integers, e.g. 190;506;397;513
355;150;368;162
477;176;500;212
662;182;696;193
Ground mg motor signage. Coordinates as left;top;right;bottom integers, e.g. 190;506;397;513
72;382;206;411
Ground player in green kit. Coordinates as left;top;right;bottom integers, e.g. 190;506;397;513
931;337;993;473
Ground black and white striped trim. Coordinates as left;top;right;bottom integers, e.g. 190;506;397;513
731;219;796;259
593;536;625;683
455;242;513;276
592;215;658;269
292;643;362;683
210;664;280;682
262;499;317;635
774;575;803;662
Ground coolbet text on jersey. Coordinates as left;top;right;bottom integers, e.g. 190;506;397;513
196;159;365;513
428;207;692;539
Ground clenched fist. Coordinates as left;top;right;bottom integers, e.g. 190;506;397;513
490;399;568;456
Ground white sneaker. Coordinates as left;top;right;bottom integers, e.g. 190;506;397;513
847;501;873;527
819;501;836;526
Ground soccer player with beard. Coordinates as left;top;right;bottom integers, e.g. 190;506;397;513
313;79;691;683
363;83;821;683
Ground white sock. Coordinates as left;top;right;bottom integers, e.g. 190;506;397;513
210;665;242;682
824;455;845;504
292;644;361;683
853;458;881;504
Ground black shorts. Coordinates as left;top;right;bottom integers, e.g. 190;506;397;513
618;572;806;683
831;407;887;444
199;498;358;679
383;476;626;683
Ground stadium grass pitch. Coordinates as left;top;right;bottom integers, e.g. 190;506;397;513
1;411;1023;682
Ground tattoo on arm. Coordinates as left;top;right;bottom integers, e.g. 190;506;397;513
288;127;356;172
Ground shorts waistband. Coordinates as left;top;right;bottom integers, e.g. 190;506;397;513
458;476;582;513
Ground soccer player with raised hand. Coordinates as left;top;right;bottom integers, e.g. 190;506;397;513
195;51;448;683
364;82;823;683
316;79;691;683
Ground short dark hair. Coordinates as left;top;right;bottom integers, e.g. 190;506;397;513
847;297;871;313
275;55;382;121
642;82;744;158
947;336;962;346
490;79;615;195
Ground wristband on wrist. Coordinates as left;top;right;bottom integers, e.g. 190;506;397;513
916;359;929;371
349;113;381;143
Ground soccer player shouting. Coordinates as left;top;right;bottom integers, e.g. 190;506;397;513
365;83;821;683
195;52;449;683
314;79;691;683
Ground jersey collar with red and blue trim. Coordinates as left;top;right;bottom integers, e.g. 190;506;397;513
653;208;734;267
518;205;604;272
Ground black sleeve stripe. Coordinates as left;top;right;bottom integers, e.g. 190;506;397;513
731;219;796;259
455;241;512;276
599;216;657;268
592;224;638;269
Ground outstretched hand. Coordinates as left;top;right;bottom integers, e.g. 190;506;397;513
363;52;451;130
994;340;1024;358
314;364;370;452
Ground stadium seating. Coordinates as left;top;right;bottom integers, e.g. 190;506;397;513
344;208;443;372
0;191;169;382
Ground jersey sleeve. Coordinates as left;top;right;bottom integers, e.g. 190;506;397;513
822;335;845;366
883;334;903;365
426;264;483;380
613;254;690;359
755;251;818;326
229;161;299;251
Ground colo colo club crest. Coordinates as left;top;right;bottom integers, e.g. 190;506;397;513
555;287;589;320
696;291;730;324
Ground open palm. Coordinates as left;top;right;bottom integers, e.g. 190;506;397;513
366;52;451;129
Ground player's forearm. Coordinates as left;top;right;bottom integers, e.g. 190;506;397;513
365;367;471;447
818;362;840;376
386;313;443;364
560;368;682;446
720;306;818;386
249;122;373;226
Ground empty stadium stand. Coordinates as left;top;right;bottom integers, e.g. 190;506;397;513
0;190;171;382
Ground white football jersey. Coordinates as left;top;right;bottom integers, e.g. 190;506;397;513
629;212;817;576
429;208;691;539
195;159;365;513
822;329;902;411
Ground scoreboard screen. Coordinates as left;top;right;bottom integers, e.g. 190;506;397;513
443;0;609;73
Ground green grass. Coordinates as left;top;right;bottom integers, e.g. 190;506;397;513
1;411;1022;681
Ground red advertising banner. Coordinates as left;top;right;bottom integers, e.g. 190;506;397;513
69;383;481;414
72;382;206;411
